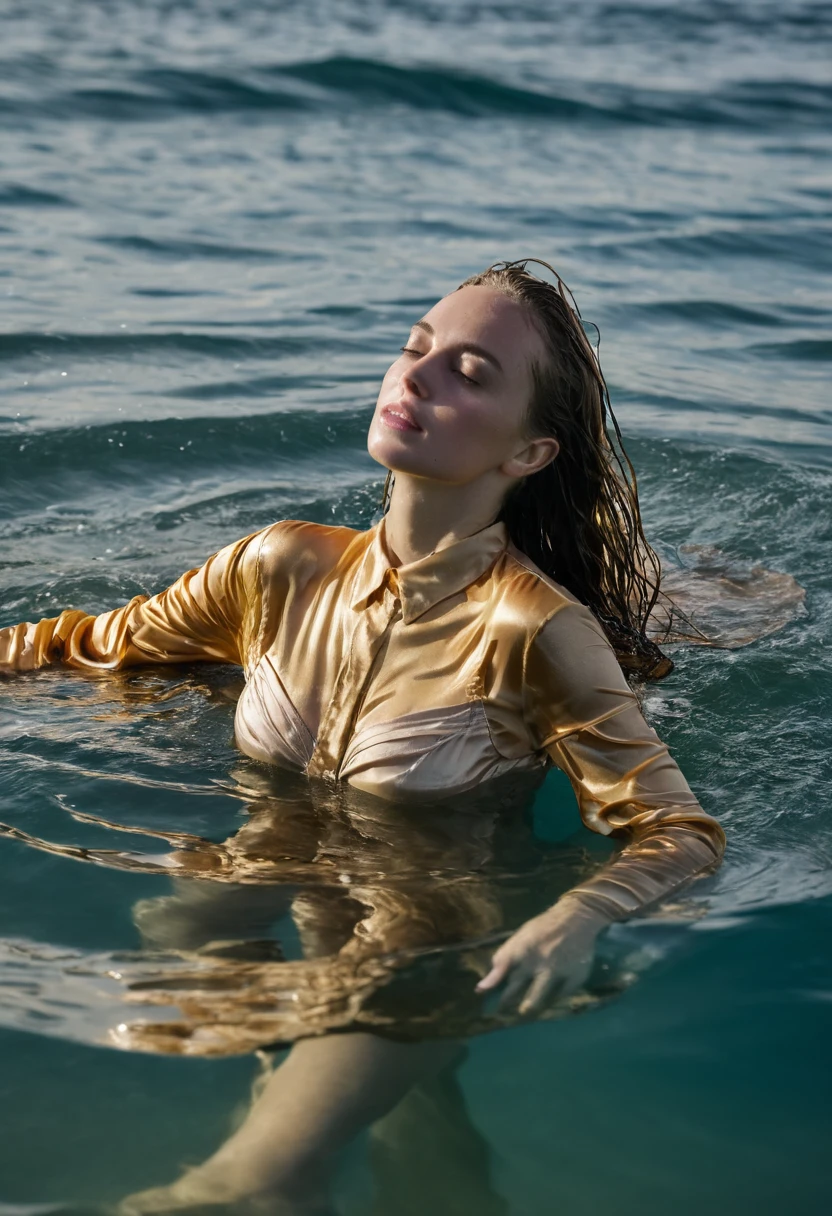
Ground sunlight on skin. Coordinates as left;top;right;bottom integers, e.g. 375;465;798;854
367;286;559;565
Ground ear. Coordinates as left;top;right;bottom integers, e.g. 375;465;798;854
501;436;560;479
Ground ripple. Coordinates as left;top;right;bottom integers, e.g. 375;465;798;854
0;184;74;208
625;299;783;328
0;330;318;364
747;338;832;362
0;409;373;499
94;235;290;263
2;56;831;131
600;222;832;272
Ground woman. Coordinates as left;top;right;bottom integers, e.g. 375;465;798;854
0;260;725;1210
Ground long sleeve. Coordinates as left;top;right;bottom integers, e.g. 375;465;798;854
524;601;725;920
0;526;271;675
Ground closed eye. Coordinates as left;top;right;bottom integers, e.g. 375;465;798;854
400;346;479;386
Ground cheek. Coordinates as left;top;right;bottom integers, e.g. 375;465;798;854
434;396;519;456
375;362;402;406
367;365;404;461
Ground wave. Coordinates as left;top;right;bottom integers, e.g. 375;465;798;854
0;184;74;208
0;330;316;364
1;57;830;130
597;223;832;273
625;299;785;328
94;235;290;262
746;338;832;363
0;409;372;489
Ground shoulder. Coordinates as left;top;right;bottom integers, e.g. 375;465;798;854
489;544;624;698
492;543;601;638
257;519;361;590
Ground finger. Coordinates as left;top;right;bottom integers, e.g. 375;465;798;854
497;966;534;1014
518;969;565;1016
475;952;512;992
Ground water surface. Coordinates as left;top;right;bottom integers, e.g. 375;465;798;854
1;1;831;1211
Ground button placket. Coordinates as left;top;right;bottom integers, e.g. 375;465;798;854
307;575;402;780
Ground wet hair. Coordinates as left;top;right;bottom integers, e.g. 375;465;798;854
455;258;671;679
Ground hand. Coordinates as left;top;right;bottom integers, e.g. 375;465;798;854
476;896;609;1015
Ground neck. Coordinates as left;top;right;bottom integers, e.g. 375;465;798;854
383;474;504;566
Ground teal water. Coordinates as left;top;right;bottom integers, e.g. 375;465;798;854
1;0;831;1211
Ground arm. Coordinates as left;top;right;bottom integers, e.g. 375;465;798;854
477;600;725;1011
0;526;273;675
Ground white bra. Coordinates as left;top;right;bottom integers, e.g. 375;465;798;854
234;653;545;801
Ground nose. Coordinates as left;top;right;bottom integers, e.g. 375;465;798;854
400;358;428;399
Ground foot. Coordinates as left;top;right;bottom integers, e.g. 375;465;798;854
119;1169;333;1215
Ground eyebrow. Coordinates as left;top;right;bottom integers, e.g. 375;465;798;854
411;319;504;373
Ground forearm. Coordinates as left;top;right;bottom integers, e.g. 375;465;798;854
560;818;726;923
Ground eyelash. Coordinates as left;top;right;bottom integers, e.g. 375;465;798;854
399;346;478;386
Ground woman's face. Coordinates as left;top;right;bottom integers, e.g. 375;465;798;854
367;285;552;485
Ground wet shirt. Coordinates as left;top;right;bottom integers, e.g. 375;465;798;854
0;518;725;918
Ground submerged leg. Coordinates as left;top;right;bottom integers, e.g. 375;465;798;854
121;1032;460;1214
133;878;296;954
369;1052;508;1216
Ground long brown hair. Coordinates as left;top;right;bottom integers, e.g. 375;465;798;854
458;258;671;679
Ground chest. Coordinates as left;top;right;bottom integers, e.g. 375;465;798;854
234;585;543;798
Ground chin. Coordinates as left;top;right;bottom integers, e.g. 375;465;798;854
366;429;423;477
366;420;467;484
367;445;427;478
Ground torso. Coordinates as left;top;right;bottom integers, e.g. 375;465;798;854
232;518;570;801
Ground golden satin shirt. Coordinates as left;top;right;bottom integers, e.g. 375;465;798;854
0;518;725;919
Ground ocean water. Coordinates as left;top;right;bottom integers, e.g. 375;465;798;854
1;0;831;1211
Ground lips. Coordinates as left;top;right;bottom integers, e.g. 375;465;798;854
380;402;423;433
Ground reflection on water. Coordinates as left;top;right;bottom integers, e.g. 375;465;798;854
0;767;647;1057
0;765;662;1213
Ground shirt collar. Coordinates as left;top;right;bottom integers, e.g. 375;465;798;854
350;517;508;625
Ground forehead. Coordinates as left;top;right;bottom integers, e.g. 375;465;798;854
420;285;545;375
